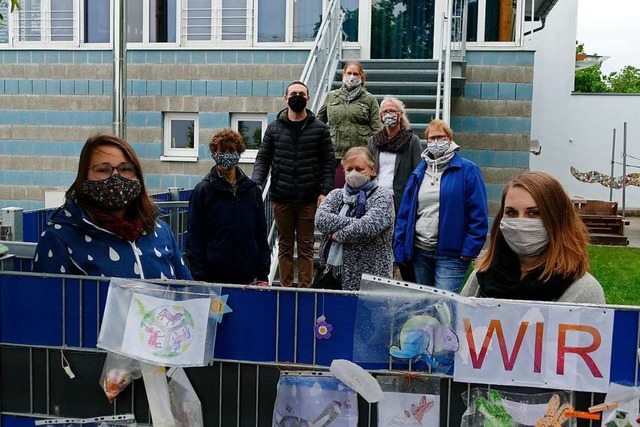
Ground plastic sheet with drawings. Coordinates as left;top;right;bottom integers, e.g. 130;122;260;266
97;278;221;367
353;276;459;374
377;374;441;426
34;414;136;426
460;388;574;427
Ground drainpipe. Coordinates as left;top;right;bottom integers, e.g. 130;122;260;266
113;0;127;139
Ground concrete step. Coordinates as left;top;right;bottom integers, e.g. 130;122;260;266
342;59;441;70
336;68;442;82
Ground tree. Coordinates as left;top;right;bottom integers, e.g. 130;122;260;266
0;0;21;26
606;66;640;94
575;41;640;93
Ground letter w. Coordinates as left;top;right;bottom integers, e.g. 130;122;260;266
464;318;529;370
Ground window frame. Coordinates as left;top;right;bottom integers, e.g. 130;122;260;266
181;0;252;45
231;113;268;162
254;0;326;46
10;0;81;47
161;112;200;162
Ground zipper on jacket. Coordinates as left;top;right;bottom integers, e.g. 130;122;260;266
129;241;145;279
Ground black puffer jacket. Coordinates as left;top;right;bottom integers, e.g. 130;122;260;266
252;108;335;203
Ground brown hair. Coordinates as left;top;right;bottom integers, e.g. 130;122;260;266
425;119;453;140
343;61;367;86
209;128;246;156
475;171;590;281
67;134;158;232
285;80;309;96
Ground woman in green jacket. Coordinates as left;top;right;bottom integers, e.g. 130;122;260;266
318;61;383;187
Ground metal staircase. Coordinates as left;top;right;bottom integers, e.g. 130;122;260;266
332;59;465;142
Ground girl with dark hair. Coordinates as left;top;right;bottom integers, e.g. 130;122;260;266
33;134;191;280
461;171;605;303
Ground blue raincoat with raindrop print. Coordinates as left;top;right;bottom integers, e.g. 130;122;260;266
33;197;192;280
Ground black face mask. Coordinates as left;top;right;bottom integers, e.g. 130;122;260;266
287;95;307;113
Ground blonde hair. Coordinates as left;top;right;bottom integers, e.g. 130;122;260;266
341;146;376;175
425;119;453;140
476;171;590;281
380;95;411;129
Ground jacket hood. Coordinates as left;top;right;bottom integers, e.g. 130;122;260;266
47;197;109;238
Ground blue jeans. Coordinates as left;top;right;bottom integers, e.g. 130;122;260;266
412;247;470;293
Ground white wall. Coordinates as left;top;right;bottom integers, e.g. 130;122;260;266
526;0;640;208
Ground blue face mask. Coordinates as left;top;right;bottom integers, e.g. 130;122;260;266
214;152;240;169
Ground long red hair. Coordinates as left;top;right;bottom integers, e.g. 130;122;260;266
476;171;589;281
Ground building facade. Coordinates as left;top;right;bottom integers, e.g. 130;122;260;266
0;0;545;210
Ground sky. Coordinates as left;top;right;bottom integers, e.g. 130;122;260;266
576;0;640;74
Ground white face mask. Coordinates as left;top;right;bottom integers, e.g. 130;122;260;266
500;217;550;257
343;75;362;90
345;170;371;188
427;139;450;158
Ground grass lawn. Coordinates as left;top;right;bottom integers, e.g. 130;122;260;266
589;246;640;306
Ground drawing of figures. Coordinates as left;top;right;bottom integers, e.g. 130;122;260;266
378;393;439;427
138;303;196;358
272;375;358;427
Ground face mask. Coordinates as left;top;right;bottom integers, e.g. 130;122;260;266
287;94;307;113
82;174;142;211
214;152;240;169
382;112;399;128
427;139;450;158
343;75;362;90
345;170;371;188
500;217;550;257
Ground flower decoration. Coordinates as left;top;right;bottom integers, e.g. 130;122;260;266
314;318;333;340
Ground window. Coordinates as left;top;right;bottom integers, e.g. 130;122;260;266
184;0;249;42
84;0;110;43
466;0;522;44
257;0;322;43
162;113;199;161
231;113;267;160
15;0;77;44
127;0;177;43
0;3;8;43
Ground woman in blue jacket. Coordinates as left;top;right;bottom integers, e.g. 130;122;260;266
33;134;191;280
394;119;488;293
187;129;270;285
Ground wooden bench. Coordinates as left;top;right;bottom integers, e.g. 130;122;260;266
573;200;629;246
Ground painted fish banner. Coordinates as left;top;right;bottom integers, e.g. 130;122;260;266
97;278;221;367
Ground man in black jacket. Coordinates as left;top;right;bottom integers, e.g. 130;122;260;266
252;81;335;288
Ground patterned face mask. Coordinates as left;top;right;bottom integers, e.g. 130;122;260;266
214;152;241;169
82;174;142;211
382;112;399;127
343;75;362;90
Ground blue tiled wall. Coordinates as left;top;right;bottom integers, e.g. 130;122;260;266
466;50;535;66
0;50;309;65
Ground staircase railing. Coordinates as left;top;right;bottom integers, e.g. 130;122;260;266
436;0;468;123
263;0;345;284
300;0;345;112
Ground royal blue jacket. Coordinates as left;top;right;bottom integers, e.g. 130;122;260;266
187;168;270;284
33;197;192;280
394;153;488;262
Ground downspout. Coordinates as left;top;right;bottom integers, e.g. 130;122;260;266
113;0;127;139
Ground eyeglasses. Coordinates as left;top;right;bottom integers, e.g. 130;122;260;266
381;109;399;114
88;162;137;180
427;134;449;142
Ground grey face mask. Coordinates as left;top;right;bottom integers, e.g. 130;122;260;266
499;217;549;257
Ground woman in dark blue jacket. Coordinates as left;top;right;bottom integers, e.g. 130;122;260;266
187;129;270;284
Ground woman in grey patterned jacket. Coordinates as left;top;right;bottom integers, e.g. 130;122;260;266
315;147;395;291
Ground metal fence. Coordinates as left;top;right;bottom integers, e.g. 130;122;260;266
0;271;627;426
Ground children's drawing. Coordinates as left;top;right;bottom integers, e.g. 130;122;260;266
378;393;438;427
210;294;233;323
272;375;358;427
389;303;458;369
474;390;515;426
534;394;572;427
120;292;210;366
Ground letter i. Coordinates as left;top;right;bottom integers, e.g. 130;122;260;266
534;323;543;373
